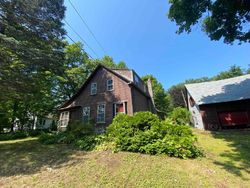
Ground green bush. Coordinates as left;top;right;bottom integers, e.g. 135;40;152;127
67;120;94;137
0;132;28;141
169;107;191;125
75;135;101;151
106;112;202;158
38;132;76;145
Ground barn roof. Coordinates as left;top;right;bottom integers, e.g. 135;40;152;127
185;74;250;105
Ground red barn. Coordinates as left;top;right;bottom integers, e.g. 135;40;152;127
185;75;250;130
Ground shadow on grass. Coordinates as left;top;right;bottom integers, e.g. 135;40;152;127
0;139;88;177
211;130;250;178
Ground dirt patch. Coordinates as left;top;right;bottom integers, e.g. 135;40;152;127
96;151;122;170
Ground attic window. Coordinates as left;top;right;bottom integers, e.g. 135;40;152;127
134;75;140;84
91;83;97;95
107;79;113;91
189;97;195;107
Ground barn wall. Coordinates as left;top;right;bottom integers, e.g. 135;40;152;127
199;99;250;130
187;92;204;129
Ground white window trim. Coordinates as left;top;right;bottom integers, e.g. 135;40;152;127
59;111;69;127
83;107;90;122
107;79;114;91
91;83;97;95
97;103;106;123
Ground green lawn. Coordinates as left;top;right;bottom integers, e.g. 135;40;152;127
0;129;250;188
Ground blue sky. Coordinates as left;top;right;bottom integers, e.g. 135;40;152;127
64;0;250;89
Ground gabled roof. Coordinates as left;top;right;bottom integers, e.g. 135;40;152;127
185;74;250;105
59;64;150;110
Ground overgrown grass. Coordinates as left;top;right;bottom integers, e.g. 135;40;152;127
0;129;250;187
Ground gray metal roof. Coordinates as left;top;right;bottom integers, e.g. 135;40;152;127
185;74;250;105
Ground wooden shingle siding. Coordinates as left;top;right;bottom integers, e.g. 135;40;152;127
59;65;154;131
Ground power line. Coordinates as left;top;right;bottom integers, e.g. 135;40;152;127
64;19;99;58
68;0;107;54
65;33;94;59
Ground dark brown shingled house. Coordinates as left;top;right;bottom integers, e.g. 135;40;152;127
58;65;155;132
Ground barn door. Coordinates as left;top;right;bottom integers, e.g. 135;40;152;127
218;111;249;126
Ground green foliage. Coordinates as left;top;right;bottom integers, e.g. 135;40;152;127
0;132;27;141
0;130;45;141
67;120;95;137
212;65;244;81
141;75;172;118
106;112;202;158
0;0;66;130
169;107;190;125
168;0;250;44
38;132;76;145
75;135;104;151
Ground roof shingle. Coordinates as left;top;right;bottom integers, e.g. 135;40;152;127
185;74;250;105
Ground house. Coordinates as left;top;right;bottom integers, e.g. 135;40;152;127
33;114;57;130
185;74;250;130
58;65;155;132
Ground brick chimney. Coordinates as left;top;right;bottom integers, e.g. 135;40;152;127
147;78;156;112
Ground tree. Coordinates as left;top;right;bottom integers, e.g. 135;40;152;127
168;0;250;44
212;65;244;80
141;75;172;118
0;0;66;130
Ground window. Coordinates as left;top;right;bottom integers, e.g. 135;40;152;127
107;79;113;91
114;102;127;116
83;107;90;123
134;75;140;84
97;103;105;123
59;111;69;127
91;83;97;95
189;97;195;107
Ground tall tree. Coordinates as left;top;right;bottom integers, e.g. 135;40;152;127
141;75;172;118
168;0;250;44
0;0;66;130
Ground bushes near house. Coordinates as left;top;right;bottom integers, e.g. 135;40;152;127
169;107;191;125
106;112;202;158
37;112;202;159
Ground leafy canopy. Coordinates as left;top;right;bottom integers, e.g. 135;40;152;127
168;0;250;44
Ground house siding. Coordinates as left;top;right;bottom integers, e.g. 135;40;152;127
131;87;151;113
63;67;135;130
187;92;204;129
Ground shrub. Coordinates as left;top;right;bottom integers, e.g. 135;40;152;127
38;133;59;144
67;120;94;137
38;132;76;145
169;107;190;125
106;112;202;158
0;132;28;141
75;135;97;150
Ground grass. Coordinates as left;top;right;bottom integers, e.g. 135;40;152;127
0;130;250;187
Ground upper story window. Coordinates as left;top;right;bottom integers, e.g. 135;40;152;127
91;83;97;95
97;103;105;123
107;79;114;91
83;107;90;123
134;75;140;84
59;111;69;127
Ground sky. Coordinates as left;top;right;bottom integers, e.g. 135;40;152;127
64;0;250;89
